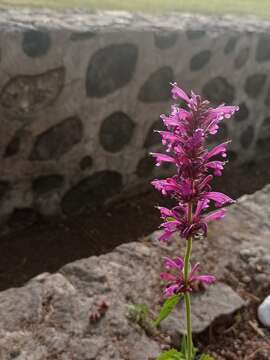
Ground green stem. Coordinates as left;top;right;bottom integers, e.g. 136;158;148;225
183;203;193;360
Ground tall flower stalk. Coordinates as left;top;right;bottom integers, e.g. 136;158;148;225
151;84;238;359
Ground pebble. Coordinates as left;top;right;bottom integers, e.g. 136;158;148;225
258;295;270;328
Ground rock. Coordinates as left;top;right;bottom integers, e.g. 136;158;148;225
224;36;238;54
136;155;155;178
138;66;174;103
190;50;211;71
258;296;270;328
154;31;178;49
32;175;64;195
161;283;245;344
22;30;51;57
61;170;123;214
202;76;235;105
244;73;267;98
30;116;83;161
234;102;249;122
240;126;255;149
99;112;135;153
0;67;65;116
86;43;138;98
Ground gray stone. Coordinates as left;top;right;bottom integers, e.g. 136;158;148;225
244;73;267;98
32;175;64;195
0;67;65;116
144;119;165;148
240;126;254;148
136;156;155;178
227;150;238;162
99;112;135;152
30;116;83;161
161;283;245;338
190;50;211;71
22;30;51;57
186;30;205;40
86;43;138;97
202;76;235;104
154;31;178;49
258;295;270;328
264;87;270;106
79;155;93;170
61;170;123;214
70;31;96;41
234;102;249;122
138;66;174;103
224;36;238;54
0;181;10;200
261;117;270;133
256;136;270;154
4;133;20;157
234;47;249;69
256;33;270;63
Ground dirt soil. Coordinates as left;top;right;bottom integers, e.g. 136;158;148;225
0;158;270;293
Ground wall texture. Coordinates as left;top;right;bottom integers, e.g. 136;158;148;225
0;9;270;229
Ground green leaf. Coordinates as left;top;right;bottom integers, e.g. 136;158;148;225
154;294;182;327
199;354;215;360
156;349;184;360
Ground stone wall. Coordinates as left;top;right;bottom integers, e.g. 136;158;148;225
0;9;270;228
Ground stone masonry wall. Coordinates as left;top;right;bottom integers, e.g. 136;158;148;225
0;9;270;228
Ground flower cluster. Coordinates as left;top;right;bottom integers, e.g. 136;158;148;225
160;256;216;297
151;83;239;242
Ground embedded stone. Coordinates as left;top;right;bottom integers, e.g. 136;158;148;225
190;50;211;71
144;119;165;148
136;156;155;178
234;47;249;69
22;30;51;58
80;156;93;170
138;67;174;103
234;102;249;122
227;150;238;162
240;126;254;149
86;43;138;97
262;117;270;132
264;87;270;106
4;134;20;157
256;136;270;154
186;30;205;40
0;181;10;200
244;74;267;98
224;36;238;54
70;31;96;41
32;175;64;195
99;112;135;153
202;77;235;104
0;67;65;116
258;295;270;328
61;171;123;214
256;33;270;63
154;31;178;49
30;116;83;161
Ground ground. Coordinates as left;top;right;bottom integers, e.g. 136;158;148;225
0;0;270;18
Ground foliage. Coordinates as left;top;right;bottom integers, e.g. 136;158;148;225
154;294;182;327
156;349;185;360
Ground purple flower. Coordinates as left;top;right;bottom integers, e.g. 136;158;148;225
151;83;238;240
160;255;216;296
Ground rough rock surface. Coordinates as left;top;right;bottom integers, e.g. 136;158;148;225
0;184;270;359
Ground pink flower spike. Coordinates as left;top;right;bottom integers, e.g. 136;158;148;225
150;153;175;166
204;209;226;223
205;192;235;207
161;257;216;296
171;83;190;102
